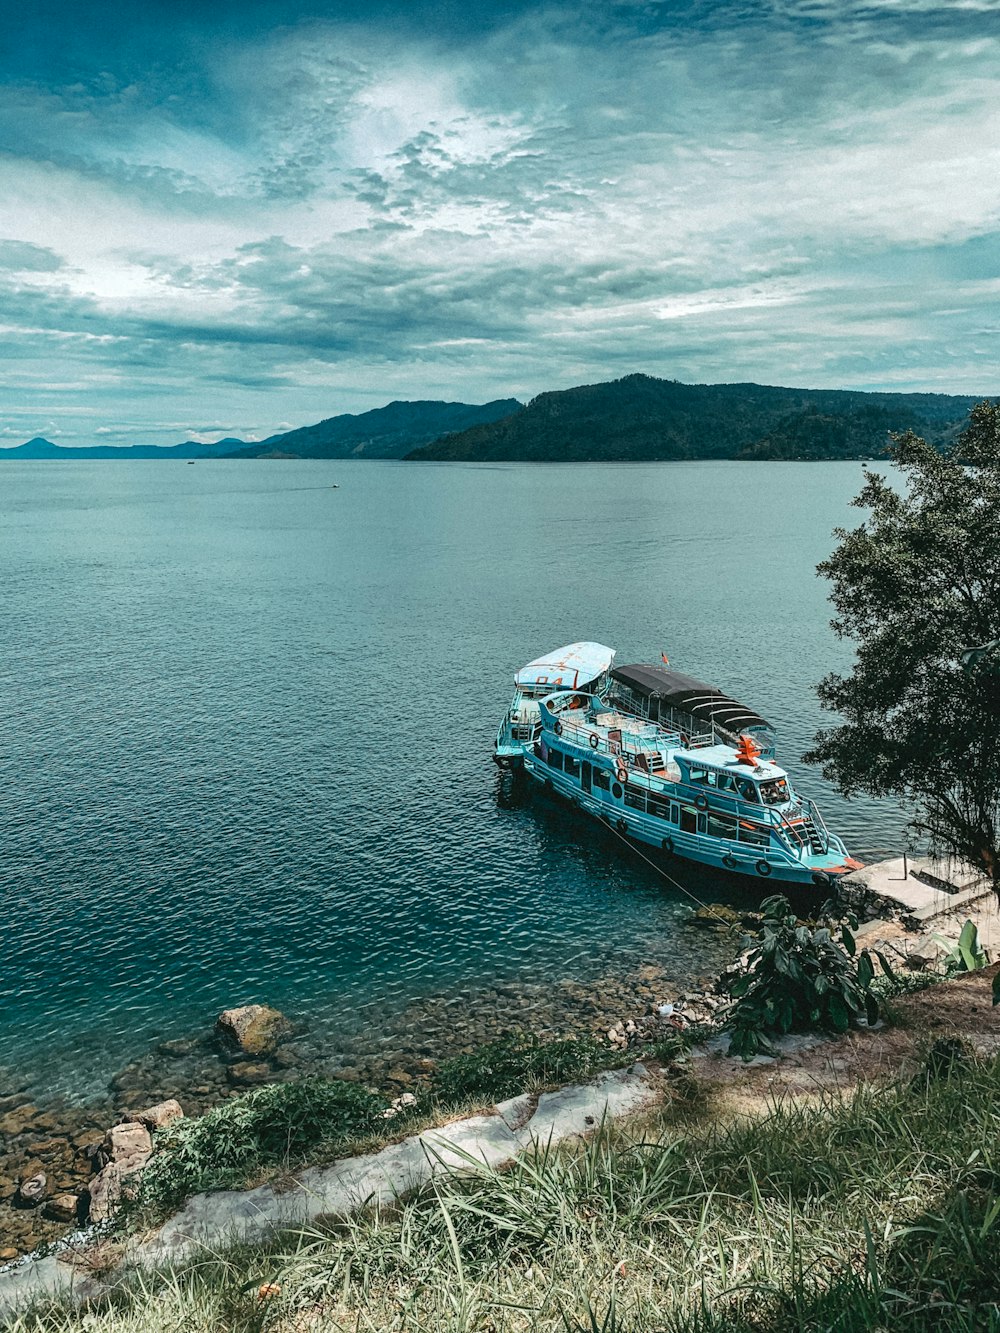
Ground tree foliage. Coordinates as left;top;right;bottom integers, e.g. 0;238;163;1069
806;400;1000;884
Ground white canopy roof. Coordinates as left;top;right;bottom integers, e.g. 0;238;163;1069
515;641;616;689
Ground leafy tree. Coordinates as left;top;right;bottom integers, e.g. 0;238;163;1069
806;400;1000;887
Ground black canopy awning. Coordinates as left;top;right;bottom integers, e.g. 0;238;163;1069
611;664;773;734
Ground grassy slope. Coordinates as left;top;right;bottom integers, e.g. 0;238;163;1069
14;1049;1000;1333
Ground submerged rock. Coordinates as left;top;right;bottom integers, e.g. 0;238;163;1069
157;1037;202;1060
216;1005;290;1057
690;904;744;929
226;1061;273;1087
0;1105;39;1138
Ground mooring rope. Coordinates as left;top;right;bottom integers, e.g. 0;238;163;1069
589;808;741;928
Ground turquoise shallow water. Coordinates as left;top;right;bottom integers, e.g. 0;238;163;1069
0;460;906;1099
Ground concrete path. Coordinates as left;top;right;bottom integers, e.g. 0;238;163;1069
849;855;993;919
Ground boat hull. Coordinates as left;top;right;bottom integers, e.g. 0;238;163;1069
493;745;524;771
522;753;850;889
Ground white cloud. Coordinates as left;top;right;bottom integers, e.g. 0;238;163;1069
1;0;999;443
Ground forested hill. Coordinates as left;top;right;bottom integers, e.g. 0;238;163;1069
229;398;521;459
404;375;984;462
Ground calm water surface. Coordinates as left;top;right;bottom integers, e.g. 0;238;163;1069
0;460;907;1098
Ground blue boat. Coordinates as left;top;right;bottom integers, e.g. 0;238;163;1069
509;660;860;888
494;642;616;770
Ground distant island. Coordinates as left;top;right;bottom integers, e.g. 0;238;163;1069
3;376;990;463
2;400;521;462
3;437;248;461
404;374;985;462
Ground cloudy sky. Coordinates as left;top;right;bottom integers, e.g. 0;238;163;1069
2;0;999;444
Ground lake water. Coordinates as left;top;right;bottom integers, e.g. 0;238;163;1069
0;460;907;1101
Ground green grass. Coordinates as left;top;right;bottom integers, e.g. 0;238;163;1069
126;1033;689;1225
13;1047;1000;1332
129;1078;396;1219
430;1033;619;1104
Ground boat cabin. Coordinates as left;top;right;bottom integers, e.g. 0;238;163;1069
494;641;616;767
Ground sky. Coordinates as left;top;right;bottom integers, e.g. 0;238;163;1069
2;0;999;445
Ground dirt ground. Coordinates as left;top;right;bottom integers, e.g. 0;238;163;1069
691;962;1000;1116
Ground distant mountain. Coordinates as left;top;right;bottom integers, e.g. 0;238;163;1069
228;398;522;459
404;375;985;462
0;437;246;460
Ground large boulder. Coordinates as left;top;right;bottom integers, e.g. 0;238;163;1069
130;1099;184;1132
85;1121;153;1224
215;1005;290;1058
86;1163;127;1223
105;1122;152;1166
43;1193;80;1224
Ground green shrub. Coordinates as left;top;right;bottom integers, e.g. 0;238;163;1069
133;1077;389;1217
724;894;892;1060
432;1032;611;1104
935;919;989;975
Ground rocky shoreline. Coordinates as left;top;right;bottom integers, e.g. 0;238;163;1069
0;878;925;1262
0;927;742;1258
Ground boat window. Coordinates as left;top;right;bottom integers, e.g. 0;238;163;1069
547;748;564;771
738;821;770;847
715;773;736;792
707;811;738;841
760;778;791;805
564;755;581;779
687;769;708;785
648;794;672;820
624;787;646;811
593;769;611;792
735;778;759;803
680;806;698;834
670;803;679;824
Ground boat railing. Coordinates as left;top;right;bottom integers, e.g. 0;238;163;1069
619;773;831;856
805;796;833;843
607;685;777;759
549;711;685;760
507;721;541;743
774;809;811;855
